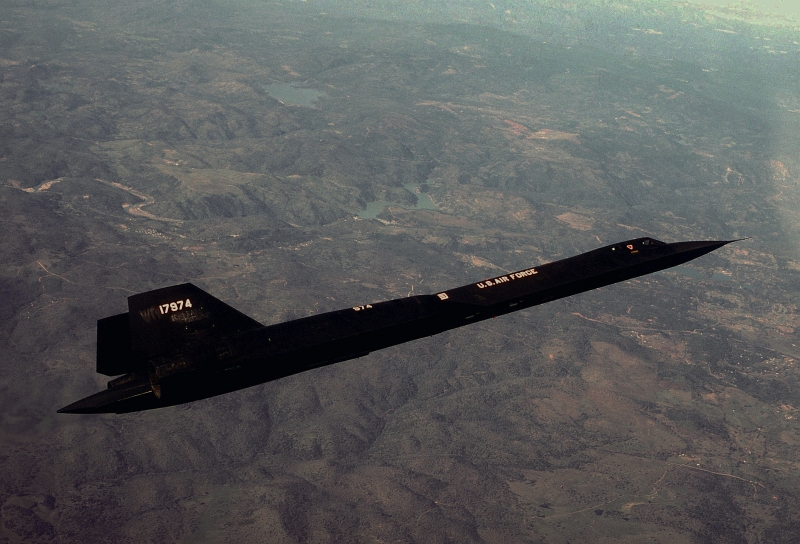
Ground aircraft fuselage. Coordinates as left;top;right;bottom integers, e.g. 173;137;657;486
59;237;731;414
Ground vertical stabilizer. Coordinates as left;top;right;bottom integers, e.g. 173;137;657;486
96;313;138;376
127;283;262;357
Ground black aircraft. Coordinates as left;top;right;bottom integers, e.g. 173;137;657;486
59;237;731;414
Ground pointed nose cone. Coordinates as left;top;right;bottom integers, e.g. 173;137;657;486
660;239;739;269
675;240;738;257
673;239;737;257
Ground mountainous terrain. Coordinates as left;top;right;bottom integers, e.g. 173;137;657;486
1;1;799;542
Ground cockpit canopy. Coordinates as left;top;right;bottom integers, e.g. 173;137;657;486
609;237;667;253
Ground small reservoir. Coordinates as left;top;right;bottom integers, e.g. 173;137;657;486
263;83;326;108
358;183;438;220
667;266;734;283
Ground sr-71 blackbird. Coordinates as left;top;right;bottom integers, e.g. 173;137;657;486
59;237;731;414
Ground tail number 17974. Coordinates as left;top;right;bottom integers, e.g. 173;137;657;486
159;299;193;314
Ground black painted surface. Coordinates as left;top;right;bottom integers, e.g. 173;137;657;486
59;237;731;413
